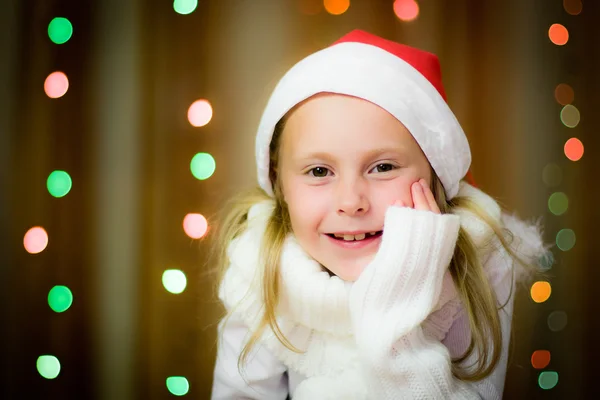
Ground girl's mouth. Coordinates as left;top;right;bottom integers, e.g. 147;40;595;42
325;231;383;241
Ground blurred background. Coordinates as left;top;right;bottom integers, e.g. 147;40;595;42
0;0;597;399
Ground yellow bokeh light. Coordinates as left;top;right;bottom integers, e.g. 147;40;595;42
324;0;350;15
24;227;49;254
531;281;551;303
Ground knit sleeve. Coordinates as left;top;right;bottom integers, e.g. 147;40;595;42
349;205;480;399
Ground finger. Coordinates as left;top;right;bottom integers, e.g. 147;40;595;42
412;181;429;211
420;179;441;214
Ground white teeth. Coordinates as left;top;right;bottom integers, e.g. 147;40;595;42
333;233;368;241
334;233;344;239
354;233;365;240
343;234;354;241
369;231;377;236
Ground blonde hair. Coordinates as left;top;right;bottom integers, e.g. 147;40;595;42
213;117;535;381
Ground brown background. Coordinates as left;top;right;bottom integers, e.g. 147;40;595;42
1;0;598;399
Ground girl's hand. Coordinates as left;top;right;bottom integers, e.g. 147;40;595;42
393;179;441;214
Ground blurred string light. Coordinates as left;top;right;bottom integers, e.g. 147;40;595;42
548;192;568;216
166;376;190;396
162;269;187;294
173;0;198;15
324;0;350;15
542;163;562;187
190;152;216;180
538;371;559;390
554;83;574;105
37;355;60;379
183;213;208;239
531;350;551;369
393;0;419;21
548;311;567;332
560;104;580;128
44;72;69;99
188;99;213;127
47;170;72;198
556;228;575;251
48;285;73;313
298;0;322;15
564;137;584;161
563;0;582;16
48;17;73;44
538;251;554;271
548;23;569;46
24;227;48;254
530;281;551;303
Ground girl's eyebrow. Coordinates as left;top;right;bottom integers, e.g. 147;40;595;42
293;147;407;163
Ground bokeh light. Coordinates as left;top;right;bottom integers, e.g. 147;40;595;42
24;227;49;254
538;251;554;271
542;163;562;187
187;99;213;127
47;170;72;198
48;286;73;313
554;83;574;105
563;0;582;16
37;355;61;379
324;0;350;15
190;152;216;180
548;311;568;332
44;72;69;99
538;371;559;390
531;350;551;369
48;17;73;44
394;0;419;21
166;376;190;396
173;0;198;15
548;23;569;46
183;213;208;239
564;138;584;161
560;104;580;128
162;269;187;294
531;281;551;303
556;228;575;251
548;192;568;216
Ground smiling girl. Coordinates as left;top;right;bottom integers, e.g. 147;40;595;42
210;30;547;399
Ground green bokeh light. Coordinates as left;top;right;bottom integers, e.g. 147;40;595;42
548;192;568;216
556;229;576;251
166;376;190;396
48;285;73;313
37;355;61;379
173;0;198;15
47;170;72;198
538;371;559;390
48;17;73;44
162;270;187;294
560;104;580;128
190;153;216;180
542;163;562;187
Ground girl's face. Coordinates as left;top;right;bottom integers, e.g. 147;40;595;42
279;93;432;281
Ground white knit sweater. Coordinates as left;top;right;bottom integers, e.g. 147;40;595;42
212;182;546;399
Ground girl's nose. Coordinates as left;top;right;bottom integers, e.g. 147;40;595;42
336;179;369;216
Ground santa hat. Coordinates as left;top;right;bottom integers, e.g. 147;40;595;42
255;29;472;200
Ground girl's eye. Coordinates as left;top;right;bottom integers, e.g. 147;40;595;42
309;167;330;177
372;163;395;173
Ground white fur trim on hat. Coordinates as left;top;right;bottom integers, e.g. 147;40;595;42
255;41;471;199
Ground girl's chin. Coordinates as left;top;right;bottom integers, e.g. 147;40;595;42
323;258;373;282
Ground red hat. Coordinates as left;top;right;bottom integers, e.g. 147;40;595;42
255;29;472;199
